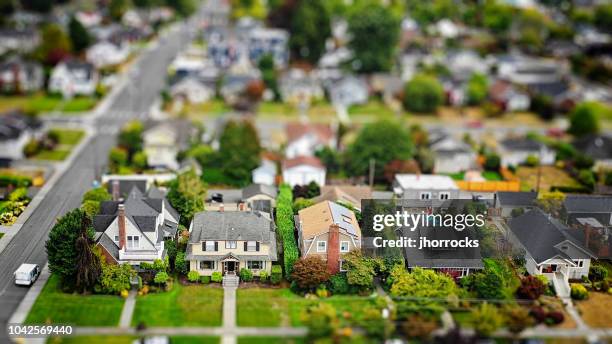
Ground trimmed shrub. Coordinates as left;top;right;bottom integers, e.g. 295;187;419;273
259;270;268;282
546;311;564;325
187;271;200;283
570;284;588;300
200;276;211;284
211;271;222;283
240;268;253;282
154;271;169;286
270;265;282;284
517;275;547;300
174;251;188;275
329;274;349;295
589;265;608;282
276;184;299;275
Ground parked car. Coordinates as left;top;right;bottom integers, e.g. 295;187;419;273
14;263;40;286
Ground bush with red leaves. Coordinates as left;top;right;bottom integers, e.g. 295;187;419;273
518;275;547;300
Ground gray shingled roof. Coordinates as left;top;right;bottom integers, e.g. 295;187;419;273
500;138;543;151
190;211;274;243
564;195;612;213
497;191;537;207
106;179;147;199
508;209;594;263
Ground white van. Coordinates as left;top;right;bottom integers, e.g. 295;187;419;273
14;263;41;286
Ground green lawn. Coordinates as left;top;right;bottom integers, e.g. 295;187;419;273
482;171;503;181
0;233;4;239
52;128;85;145
25;275;125;326
30;128;85;161
348;100;397;118
170;336;220;344
0;94;97;114
451;310;474;328
131;283;224;327
182;99;231;117
31;149;71;161
47;336;135;344
236;288;377;327
237;337;305;344
445;171;466;181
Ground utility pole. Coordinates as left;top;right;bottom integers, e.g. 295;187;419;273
536;148;543;193
369;158;375;187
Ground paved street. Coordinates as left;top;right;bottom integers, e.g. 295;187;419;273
0;21;193;343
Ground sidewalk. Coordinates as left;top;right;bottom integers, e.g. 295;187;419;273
222;285;237;344
119;290;137;328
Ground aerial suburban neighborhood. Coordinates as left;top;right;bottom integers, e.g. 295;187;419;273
0;0;611;343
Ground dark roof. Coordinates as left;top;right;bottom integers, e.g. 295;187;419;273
242;183;277;200
0;110;42;141
500;138;543;151
106;179;147;199
190;211;275;243
564;195;612;214
573;135;612;160
97;234;119;262
508;209;594;263
497;192;538;207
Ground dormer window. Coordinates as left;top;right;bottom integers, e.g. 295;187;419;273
127;235;139;249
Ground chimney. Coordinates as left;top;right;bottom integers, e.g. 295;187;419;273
118;204;126;250
327;223;340;274
112;180;120;201
239;202;245;211
219;203;224;212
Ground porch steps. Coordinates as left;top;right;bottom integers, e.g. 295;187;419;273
552;272;570;298
222;275;240;288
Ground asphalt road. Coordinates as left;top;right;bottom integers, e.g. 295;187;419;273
0;21;192;342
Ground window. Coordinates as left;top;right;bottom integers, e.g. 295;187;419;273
200;261;215;270
114;235;119;242
342;215;352;224
247;261;264;270
205;241;216;252
226;241;237;249
317;240;327;252
246;241;258;252
574;260;584;268
419;192;431;200
439;192;450;200
340;241;350;253
339;260;347;272
126;235;139;249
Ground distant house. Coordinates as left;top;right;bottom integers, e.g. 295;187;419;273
94;185;180;265
0;110;42;161
279;69;324;103
497;55;568;86
285;123;335;159
252;159;276;186
429;131;476;173
75;11;103;28
296;201;362;274
86;40;130;68
446;50;488;82
328;75;369;107
563;195;612;227
282;156;326;187
494;191;538;217
0;28;39;54
508;209;595;297
393;174;460;200
48;60;98;97
0;58;44;93
489;79;530;112
170;76;214;104
186;210;278;277
573;135;612;171
313;185;373;211
143;120;197;171
248;28;289;68
241;183;277;212
498;138;555;167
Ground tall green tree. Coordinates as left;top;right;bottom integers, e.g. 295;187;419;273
258;54;280;100
346;120;413;180
568;102;604;137
46;209;93;284
347;3;400;73
466;73;489;106
75;215;101;292
218;120;262;185
289;0;331;64
35;24;72;66
167;169;206;226
118;121;144;157
594;3;612;33
69;16;92;54
402;74;444;113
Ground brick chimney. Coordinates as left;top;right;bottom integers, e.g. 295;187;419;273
112;180;120;201
118;204;126;250
219;203;224;212
327;223;340;274
239;202;245;211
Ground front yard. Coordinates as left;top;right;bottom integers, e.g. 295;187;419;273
0;94;97;114
30;128;85;161
25;275;125;326
131;282;224;327
575;292;612;328
236;288;378;327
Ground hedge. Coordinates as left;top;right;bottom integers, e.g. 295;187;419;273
276;184;299;276
0;175;32;187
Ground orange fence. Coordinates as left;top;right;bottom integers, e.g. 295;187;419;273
455;180;521;192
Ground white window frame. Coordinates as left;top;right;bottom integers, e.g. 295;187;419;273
339;260;347;272
439;192;450;200
316;240;327;253
200;261;215;270
226;240;237;249
246;241;257;252
419;192;431;200
340;241;350;253
126;235;140;249
114;235;119;243
247;261;264;270
205;241;216;252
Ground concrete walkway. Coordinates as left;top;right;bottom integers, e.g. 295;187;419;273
119;290;137;328
9;264;50;325
222;286;237;344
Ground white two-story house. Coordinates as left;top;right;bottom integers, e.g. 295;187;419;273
94;185;180;266
187;210;278;277
48;60;98;98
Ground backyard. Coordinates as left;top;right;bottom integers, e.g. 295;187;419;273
0;94;97;114
131;282;224;327
236;288;377;327
25;275;125;326
30;128;85;161
515;166;581;192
